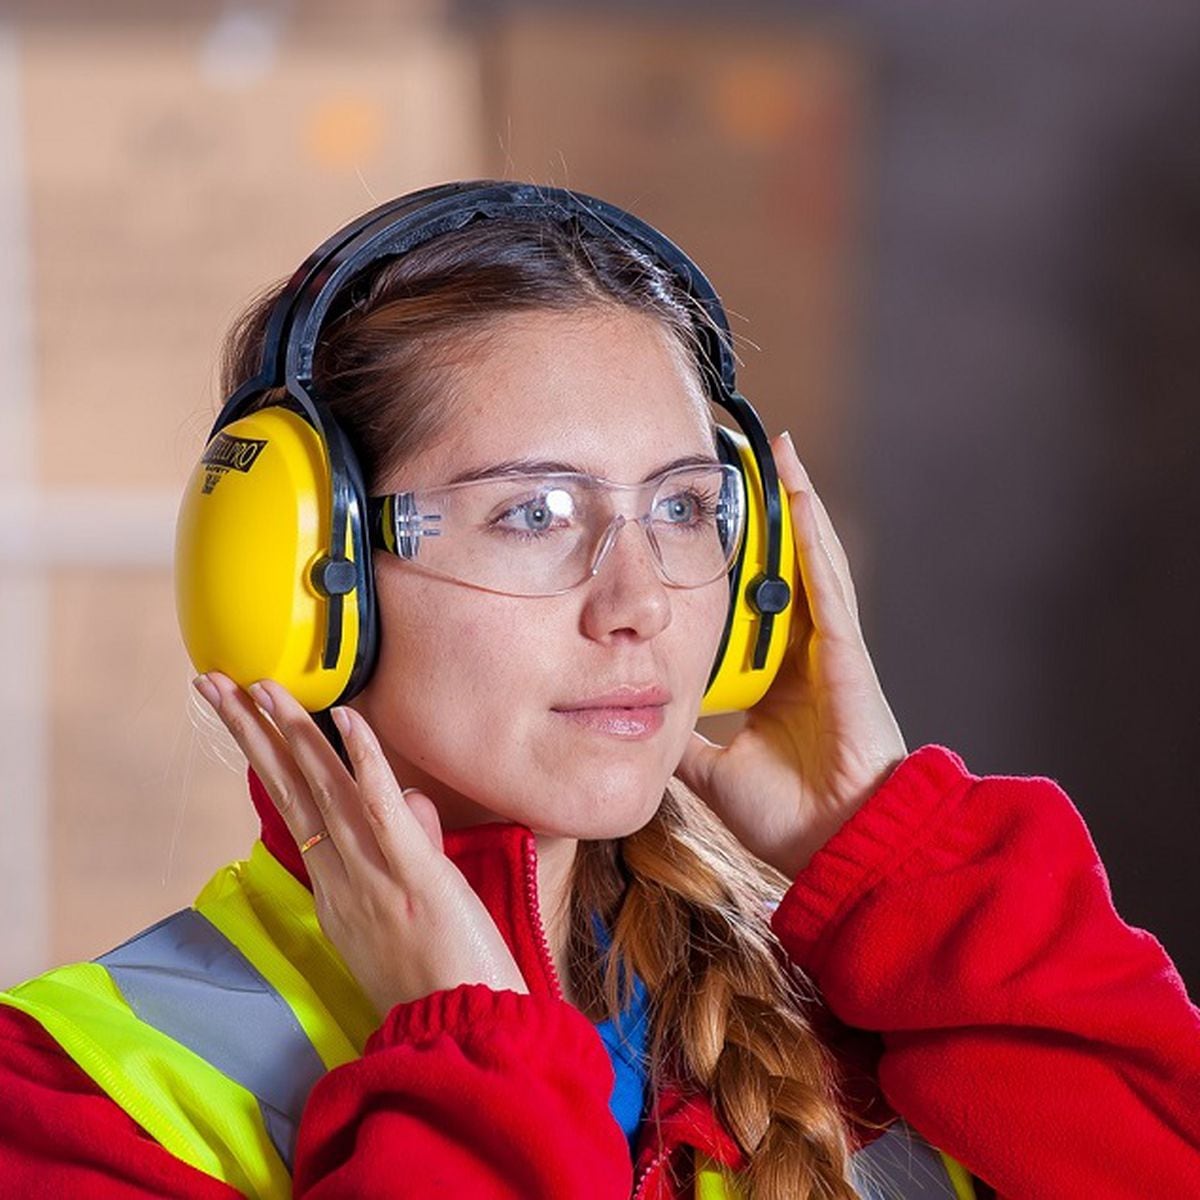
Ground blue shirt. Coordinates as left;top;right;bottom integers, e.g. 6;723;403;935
590;913;651;1153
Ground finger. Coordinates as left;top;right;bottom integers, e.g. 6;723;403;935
331;705;442;871
772;434;862;639
194;672;339;872
773;432;859;616
804;489;860;625
674;729;721;803
788;486;861;643
249;679;382;874
403;789;445;855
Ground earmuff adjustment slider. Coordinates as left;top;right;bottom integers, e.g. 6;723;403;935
749;575;791;615
746;575;792;672
311;557;358;597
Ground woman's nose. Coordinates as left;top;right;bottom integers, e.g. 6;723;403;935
579;516;672;642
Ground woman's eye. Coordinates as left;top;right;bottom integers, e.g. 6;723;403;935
668;496;695;522
494;488;575;534
517;501;554;530
654;491;707;525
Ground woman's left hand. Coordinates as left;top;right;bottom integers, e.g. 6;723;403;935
676;431;907;881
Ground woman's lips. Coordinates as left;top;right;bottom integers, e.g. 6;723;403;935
554;704;666;739
551;686;670;739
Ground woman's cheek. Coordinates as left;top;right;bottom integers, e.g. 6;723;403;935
681;585;730;693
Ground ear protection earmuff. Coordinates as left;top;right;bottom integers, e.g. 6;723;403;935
175;181;797;718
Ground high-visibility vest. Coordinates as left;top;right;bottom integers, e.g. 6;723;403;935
2;841;977;1200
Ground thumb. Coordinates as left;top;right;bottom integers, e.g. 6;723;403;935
401;789;444;854
675;729;721;803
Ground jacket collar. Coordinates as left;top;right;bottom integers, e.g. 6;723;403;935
249;768;745;1176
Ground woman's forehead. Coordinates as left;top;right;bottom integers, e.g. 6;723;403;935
399;307;715;487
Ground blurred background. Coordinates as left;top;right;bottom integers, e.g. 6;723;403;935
1;0;1196;996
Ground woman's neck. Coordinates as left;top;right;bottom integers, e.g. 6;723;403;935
535;831;580;1006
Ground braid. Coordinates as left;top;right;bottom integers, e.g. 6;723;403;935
569;783;861;1200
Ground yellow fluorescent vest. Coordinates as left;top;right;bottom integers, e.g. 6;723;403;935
2;842;976;1200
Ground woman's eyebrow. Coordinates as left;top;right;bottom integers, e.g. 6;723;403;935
446;453;721;485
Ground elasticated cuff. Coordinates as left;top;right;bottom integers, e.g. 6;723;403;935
770;745;975;974
368;982;597;1058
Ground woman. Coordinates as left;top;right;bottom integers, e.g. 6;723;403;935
1;183;1197;1200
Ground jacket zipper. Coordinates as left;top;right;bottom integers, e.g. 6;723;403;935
523;837;565;1000
524;835;677;1198
632;1146;673;1199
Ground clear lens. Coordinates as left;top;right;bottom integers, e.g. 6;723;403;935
645;466;743;587
379;464;744;596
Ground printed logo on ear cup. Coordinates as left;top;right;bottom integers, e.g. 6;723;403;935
201;433;268;494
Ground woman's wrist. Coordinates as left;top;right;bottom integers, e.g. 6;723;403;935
773;752;907;880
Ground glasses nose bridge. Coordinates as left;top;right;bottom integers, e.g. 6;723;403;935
587;506;663;582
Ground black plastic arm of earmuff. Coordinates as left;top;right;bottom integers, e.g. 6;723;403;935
219;183;467;421
280;182;739;394
211;185;478;505
310;418;376;672
716;389;791;670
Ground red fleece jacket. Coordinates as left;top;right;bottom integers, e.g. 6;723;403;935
0;746;1197;1198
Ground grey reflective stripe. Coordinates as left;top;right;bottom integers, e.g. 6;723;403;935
258;1101;303;1171
850;1121;964;1199
98;907;328;1169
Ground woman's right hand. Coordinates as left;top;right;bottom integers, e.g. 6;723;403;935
192;672;530;1017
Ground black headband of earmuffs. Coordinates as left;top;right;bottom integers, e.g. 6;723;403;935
212;181;789;673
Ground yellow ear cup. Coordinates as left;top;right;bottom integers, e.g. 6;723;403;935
700;429;798;716
175;407;361;711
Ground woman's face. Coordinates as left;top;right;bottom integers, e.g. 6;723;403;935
350;305;730;839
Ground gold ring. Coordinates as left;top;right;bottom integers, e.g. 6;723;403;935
299;829;331;855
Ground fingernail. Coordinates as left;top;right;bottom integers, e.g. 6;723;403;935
248;682;274;714
780;430;811;484
331;707;351;739
193;674;220;708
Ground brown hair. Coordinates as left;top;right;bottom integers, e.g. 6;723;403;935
222;214;858;1199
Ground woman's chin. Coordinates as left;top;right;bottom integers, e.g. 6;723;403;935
523;775;671;840
424;755;679;840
